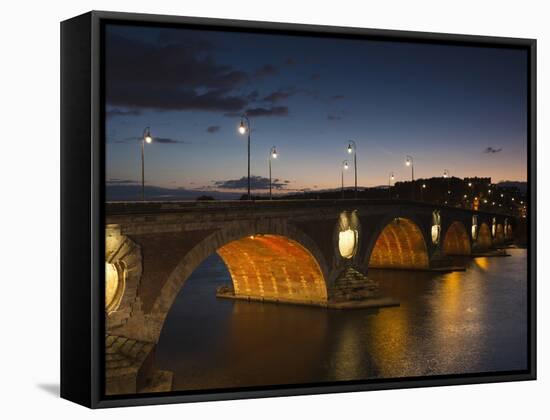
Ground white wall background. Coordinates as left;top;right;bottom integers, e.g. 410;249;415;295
0;0;547;417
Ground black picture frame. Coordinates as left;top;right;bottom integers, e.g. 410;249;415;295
60;10;537;409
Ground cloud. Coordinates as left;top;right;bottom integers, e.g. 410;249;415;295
106;108;141;118
105;31;249;112
106;178;139;184
484;147;503;154
155;137;190;144
246;90;260;101
284;57;296;65
214;175;289;190
206;125;221;133
327;114;343;121
114;136;190;145
263;88;297;103
310;73;321;80
243;106;289;117
254;64;278;78
330;95;345;100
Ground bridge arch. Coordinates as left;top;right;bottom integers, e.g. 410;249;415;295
476;222;492;251
442;221;471;256
150;220;329;330
367;217;429;270
217;234;327;303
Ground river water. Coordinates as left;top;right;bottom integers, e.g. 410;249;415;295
156;249;528;391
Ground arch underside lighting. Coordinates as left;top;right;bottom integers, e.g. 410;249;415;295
368;218;429;270
217;234;328;304
443;222;471;256
476;223;492;250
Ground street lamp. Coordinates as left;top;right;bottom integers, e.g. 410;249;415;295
141;126;153;201
341;160;349;199
238;115;251;200
347;140;358;199
269;146;277;200
405;155;414;200
421;183;427;201
388;172;395;199
443;169;451;203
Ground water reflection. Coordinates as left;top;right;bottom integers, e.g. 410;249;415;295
155;250;527;391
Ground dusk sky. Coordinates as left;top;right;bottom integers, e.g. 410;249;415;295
105;23;527;196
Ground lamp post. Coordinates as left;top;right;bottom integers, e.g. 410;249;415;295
238;114;251;200
347;140;357;198
405;155;414;200
341;160;349;199
388;172;395;199
141;126;153;201
443;169;450;203
269;146;277;200
421;183;426;202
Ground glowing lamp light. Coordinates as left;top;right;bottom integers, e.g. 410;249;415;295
472;215;479;240
347;144;353;154
405;159;411;166
422;184;426;189
272;149;278;159
338;227;358;259
238;121;246;134
143;128;153;143
343;161;349;170
468;182;472;187
105;263;121;312
431;210;441;244
431;225;440;244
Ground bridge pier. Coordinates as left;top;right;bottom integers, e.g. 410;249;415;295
216;265;399;309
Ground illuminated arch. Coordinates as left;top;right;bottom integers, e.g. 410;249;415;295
442;221;471;256
217;234;328;303
476;223;492;251
151;221;330;330
368;217;429;270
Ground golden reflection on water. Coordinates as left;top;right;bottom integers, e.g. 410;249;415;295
428;264;488;373
368;306;410;378
474;257;490;272
157;251;527;391
225;301;330;386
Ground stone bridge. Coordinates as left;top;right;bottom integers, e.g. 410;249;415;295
103;199;517;394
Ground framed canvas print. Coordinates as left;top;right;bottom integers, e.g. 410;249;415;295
60;11;536;408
